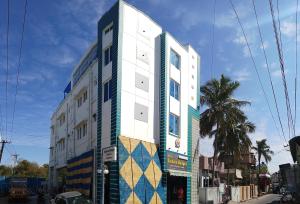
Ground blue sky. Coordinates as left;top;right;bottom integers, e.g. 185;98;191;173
0;0;298;172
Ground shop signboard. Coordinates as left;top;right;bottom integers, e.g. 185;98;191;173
166;152;188;171
102;146;117;162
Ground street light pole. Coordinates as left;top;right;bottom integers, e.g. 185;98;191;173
102;148;104;204
99;148;109;204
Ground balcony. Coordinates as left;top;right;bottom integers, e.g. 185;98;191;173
199;155;224;173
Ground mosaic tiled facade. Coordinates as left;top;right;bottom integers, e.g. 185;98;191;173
118;136;165;204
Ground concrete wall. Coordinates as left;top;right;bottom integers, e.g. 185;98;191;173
230;185;258;202
231;187;240;202
191;118;200;203
119;3;162;144
199;187;222;204
101;23;112;149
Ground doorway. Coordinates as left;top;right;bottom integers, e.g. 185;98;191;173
167;175;187;204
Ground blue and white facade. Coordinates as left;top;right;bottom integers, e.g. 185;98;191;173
50;0;201;203
96;1;200;203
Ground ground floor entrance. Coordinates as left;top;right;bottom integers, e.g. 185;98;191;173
167;175;187;204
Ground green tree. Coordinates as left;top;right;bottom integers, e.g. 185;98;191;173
0;165;12;176
13;160;48;178
200;75;251;186
252;139;273;192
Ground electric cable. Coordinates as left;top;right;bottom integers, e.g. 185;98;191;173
252;0;287;144
229;0;282;141
269;0;295;139
10;0;28;140
210;0;217;79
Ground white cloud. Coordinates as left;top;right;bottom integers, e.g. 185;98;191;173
272;69;288;78
215;2;251;29
250;119;268;142
281;21;297;38
233;34;247;45
232;29;257;58
170;6;203;30
260;41;269;49
215;12;236;28
232;68;251;81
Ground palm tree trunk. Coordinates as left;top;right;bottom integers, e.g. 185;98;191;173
226;156;230;185
212;148;216;187
258;159;261;195
212;123;219;187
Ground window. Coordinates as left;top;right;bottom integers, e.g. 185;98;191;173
170;79;180;100
104;80;112;102
104;46;112;66
62;139;65;150
93;113;97;122
77;123;87;140
59;114;65;126
170;49;180;69
104;24;113;35
169;113;179;136
83;90;87;102
83;123;87;137
77;97;82;107
77;127;82;140
77;90;87;108
57;139;65;152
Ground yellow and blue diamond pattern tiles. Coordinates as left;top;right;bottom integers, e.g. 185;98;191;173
118;136;165;204
120;156;143;189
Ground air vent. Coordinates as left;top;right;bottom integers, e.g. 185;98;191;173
134;103;148;123
135;73;149;92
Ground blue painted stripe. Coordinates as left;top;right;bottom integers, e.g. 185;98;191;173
67;162;93;172
67;150;93;164
66;172;92;180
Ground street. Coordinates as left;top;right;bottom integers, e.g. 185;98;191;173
0;195;48;204
229;194;282;204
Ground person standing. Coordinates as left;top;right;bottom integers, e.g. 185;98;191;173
177;186;185;204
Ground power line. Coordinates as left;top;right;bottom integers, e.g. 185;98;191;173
10;0;28;139
294;0;299;134
251;0;287;143
210;0;217;79
4;145;13;157
5;0;10;140
276;0;295;139
269;0;295;139
229;0;282;140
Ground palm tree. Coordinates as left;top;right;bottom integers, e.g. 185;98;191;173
200;75;250;186
252;139;273;193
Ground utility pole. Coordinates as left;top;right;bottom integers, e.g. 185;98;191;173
0;139;11;163
11;153;19;176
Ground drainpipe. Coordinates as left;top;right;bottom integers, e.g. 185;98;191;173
73;97;76;157
66;103;68;164
89;68;93;150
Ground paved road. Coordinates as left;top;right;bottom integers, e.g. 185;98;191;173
0;195;49;204
229;194;282;204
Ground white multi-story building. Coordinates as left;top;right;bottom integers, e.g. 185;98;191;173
49;1;201;203
49;43;98;198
